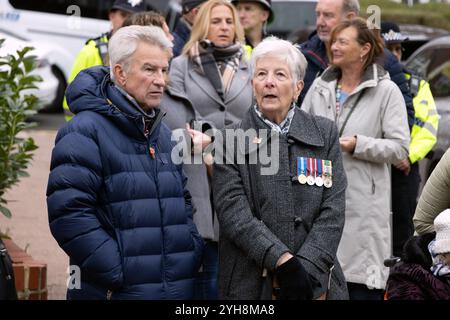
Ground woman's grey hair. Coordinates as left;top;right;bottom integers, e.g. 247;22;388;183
250;36;307;84
109;25;173;81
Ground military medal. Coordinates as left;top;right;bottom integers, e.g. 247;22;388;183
323;160;333;188
307;157;315;185
315;158;324;187
297;157;307;184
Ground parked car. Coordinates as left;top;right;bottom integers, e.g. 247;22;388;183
0;29;69;111
0;0;178;112
398;24;449;61
405;35;450;190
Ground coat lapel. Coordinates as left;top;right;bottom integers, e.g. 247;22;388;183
237;106;326;157
189;63;224;106
237;108;274;156
286;108;325;147
224;61;251;105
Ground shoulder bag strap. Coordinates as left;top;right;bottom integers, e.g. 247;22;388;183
338;88;366;137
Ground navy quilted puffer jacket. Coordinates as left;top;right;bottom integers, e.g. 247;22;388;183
47;66;203;300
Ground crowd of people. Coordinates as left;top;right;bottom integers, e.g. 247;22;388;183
45;0;448;300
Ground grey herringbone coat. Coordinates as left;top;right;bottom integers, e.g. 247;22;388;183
161;54;253;242
212;107;348;300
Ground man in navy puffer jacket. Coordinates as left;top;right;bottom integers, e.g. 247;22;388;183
47;26;203;300
297;0;414;129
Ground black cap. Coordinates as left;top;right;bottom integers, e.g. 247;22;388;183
111;0;147;14
381;22;409;44
232;0;274;24
182;0;207;14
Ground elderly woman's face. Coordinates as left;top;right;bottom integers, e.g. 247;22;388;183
330;26;369;68
252;56;303;120
207;5;235;47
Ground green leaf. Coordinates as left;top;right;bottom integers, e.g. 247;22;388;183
0;206;12;219
0;39;39;218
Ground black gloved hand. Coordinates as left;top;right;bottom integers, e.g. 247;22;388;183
275;256;314;300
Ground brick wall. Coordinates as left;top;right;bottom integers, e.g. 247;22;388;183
3;239;47;300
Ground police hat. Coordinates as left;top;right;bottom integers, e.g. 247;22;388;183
182;0;207;14
111;0;147;14
381;22;409;44
231;0;274;24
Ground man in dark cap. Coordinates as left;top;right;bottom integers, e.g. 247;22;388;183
231;0;273;48
109;0;148;34
63;0;148;120
173;0;207;57
381;21;439;258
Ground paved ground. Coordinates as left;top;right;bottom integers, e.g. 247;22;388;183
0;114;68;299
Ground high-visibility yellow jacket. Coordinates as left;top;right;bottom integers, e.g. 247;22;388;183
407;72;439;164
244;45;252;59
63;33;109;121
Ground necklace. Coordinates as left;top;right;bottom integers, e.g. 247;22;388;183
335;80;342;118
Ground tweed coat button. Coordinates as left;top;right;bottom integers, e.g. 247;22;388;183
219;106;225;111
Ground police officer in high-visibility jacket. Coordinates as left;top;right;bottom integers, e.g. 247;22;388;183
63;0;147;121
381;22;439;256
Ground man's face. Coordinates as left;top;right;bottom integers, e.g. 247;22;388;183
109;10;131;33
162;22;174;43
235;2;269;33
315;0;345;43
115;43;170;111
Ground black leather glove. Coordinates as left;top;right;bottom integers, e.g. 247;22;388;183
275;256;314;300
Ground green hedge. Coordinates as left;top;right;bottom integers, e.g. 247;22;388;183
360;0;450;31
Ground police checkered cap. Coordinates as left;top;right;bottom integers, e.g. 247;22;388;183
381;22;409;44
111;0;147;14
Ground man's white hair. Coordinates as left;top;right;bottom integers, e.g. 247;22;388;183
109;25;173;81
343;0;360;15
250;36;307;84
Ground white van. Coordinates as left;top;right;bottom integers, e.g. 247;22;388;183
0;0;180;111
0;0;112;111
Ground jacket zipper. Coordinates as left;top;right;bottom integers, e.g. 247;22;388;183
143;115;168;297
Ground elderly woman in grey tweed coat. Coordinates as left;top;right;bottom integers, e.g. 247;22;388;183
212;37;348;300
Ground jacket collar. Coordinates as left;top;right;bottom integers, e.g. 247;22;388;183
287;107;325;147
237;106;324;155
67;66;165;141
318;63;389;94
300;32;328;70
174;18;191;41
